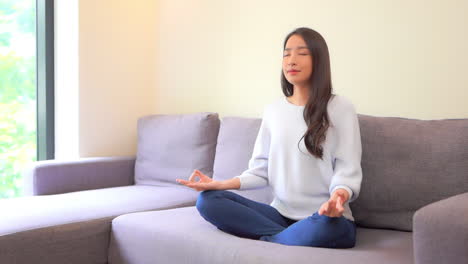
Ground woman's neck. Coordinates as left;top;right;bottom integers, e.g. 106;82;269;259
288;85;310;106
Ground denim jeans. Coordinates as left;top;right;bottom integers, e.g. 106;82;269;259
196;190;356;248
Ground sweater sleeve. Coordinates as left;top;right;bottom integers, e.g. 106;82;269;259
329;100;363;204
234;111;270;190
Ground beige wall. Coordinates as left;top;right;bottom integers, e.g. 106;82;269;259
154;0;468;119
78;0;157;157
55;0;157;158
57;0;468;158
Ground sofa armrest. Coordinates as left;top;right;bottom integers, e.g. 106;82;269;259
23;156;136;195
413;191;468;264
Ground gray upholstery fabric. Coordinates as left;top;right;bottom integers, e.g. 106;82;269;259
108;206;414;264
212;116;274;204
0;185;197;236
135;112;220;187
213;116;263;181
0;216;114;264
4;113;466;264
0;185;198;264
351;115;468;231
229;188;274;205
22;156;136;195
413;191;468;264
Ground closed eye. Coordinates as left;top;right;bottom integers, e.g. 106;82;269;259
283;54;308;57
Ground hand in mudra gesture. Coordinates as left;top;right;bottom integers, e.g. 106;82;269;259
318;195;345;218
176;169;219;191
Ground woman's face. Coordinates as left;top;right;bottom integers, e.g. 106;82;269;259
282;34;313;88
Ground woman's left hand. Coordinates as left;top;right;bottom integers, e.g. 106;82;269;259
318;195;345;217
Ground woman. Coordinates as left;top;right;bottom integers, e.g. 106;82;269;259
176;27;362;248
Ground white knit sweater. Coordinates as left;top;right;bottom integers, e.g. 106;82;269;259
235;94;363;222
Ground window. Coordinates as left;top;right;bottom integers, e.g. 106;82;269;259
0;0;54;199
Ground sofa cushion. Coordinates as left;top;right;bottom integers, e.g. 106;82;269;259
351;115;468;231
212;116;274;204
108;206;414;264
0;185;198;236
0;185;198;264
135;112;220;187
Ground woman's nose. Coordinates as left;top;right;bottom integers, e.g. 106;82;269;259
287;55;297;66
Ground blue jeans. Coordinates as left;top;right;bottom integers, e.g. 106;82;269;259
196;190;357;248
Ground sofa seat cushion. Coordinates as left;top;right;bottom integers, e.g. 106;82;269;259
0;185;198;236
0;185;198;264
108;206;414;264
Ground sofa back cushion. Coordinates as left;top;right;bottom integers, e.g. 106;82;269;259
212;117;274;204
351;114;468;231
135;112;220;187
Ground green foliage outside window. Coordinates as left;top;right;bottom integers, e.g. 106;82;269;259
0;0;36;199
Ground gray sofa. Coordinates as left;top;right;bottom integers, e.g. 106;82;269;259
1;112;467;264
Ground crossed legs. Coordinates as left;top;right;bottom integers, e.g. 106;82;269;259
196;190;356;248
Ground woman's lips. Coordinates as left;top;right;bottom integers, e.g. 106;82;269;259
288;70;300;75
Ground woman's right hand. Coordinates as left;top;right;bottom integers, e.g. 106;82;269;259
176;169;220;191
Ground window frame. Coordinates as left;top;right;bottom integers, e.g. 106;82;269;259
36;0;54;160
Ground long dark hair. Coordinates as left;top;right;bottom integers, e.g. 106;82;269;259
281;27;335;160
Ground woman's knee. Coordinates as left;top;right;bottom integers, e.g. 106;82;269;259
195;190;226;213
303;213;356;248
